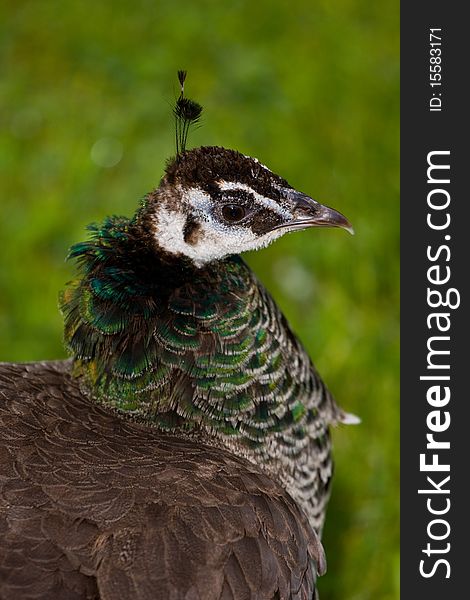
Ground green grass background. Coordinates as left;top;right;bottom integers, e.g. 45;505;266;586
0;1;399;598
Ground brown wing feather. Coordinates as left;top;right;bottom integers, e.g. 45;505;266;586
0;361;325;600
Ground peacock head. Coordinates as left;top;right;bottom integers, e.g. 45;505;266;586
138;72;353;268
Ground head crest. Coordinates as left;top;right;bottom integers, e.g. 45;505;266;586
174;71;203;157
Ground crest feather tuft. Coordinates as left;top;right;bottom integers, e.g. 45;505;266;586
174;71;203;156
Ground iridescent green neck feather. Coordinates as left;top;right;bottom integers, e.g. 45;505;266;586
60;210;327;449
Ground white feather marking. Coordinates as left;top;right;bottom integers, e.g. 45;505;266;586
243;154;273;175
339;411;361;425
217;181;292;220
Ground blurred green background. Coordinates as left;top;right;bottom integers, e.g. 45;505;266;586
0;1;399;598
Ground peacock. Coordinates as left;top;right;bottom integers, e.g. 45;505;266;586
0;72;357;600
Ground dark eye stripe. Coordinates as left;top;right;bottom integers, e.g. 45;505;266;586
210;185;288;234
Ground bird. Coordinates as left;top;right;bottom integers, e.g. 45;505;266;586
0;72;356;600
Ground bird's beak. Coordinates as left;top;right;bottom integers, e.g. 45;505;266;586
274;189;354;235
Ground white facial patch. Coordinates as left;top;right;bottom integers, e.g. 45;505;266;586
153;186;290;267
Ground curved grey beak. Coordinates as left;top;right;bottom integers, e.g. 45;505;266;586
275;190;354;235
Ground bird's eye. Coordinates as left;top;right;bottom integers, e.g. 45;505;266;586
221;204;246;223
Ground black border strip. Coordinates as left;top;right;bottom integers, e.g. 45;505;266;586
401;3;467;597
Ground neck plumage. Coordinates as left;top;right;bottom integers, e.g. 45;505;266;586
61;213;321;450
